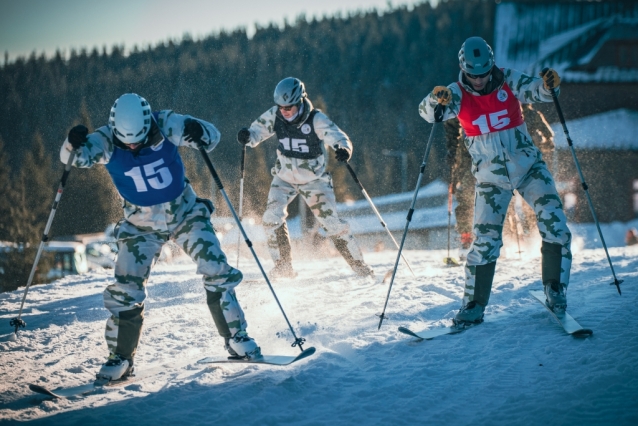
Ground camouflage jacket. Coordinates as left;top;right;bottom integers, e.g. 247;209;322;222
60;110;220;224
419;68;559;190
243;98;353;185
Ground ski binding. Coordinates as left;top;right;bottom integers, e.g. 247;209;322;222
530;290;592;337
197;347;316;366
399;320;481;340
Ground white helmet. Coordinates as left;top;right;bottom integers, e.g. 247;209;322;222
458;37;494;76
273;77;306;106
109;93;152;144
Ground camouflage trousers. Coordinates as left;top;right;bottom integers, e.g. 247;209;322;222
463;161;572;305
104;185;246;359
262;174;364;263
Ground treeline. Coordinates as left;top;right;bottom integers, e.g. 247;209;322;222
0;0;495;291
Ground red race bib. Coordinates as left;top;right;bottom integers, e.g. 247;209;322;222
456;81;524;136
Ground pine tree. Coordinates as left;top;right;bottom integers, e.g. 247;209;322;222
52;100;121;236
0;135;12;241
0;134;55;292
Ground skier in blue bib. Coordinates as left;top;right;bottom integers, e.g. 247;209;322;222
60;93;261;381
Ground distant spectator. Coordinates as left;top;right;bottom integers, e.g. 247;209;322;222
626;228;638;246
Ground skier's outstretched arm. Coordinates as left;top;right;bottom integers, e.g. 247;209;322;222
504;67;560;104
313;111;353;161
59;125;113;168
236;107;278;148
419;83;461;123
156;110;220;152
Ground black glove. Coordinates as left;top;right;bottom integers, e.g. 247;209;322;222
334;147;351;163
237;128;251;145
68;125;88;150
183;118;204;145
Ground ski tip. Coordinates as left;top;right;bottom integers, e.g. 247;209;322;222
397;326;421;339
296;347;316;361
571;329;593;338
29;383;62;398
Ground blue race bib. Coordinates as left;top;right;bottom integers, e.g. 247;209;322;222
106;138;185;206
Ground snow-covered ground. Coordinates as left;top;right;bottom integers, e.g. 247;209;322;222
1;234;637;425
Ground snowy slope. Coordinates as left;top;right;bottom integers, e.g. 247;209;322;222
1;239;637;425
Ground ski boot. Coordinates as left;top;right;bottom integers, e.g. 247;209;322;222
330;236;374;278
269;260;297;280
544;281;567;312
541;242;568;312
453;301;485;327
225;331;262;359
351;260;374;278
97;354;134;381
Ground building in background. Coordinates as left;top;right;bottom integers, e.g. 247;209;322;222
494;0;638;222
550;109;638;223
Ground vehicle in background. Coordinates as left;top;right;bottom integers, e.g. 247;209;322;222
44;241;89;280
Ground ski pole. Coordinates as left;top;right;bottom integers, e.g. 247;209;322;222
235;145;246;268
378;104;445;329
198;145;307;351
548;81;623;295
508;210;522;259
344;163;416;277
10;150;77;336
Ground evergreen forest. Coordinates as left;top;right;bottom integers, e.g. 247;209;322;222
0;0;495;291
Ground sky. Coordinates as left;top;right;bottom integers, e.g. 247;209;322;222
0;0;427;62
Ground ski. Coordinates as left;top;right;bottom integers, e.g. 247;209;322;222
530;290;593;337
398;321;481;340
29;358;206;398
197;347;316;366
29;382;98;399
29;370;155;398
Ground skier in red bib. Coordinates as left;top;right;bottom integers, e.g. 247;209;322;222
419;37;571;323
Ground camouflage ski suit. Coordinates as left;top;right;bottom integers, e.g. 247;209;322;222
447;104;556;240
420;68;571;306
60;110;247;360
243;98;365;265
